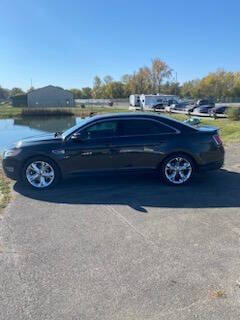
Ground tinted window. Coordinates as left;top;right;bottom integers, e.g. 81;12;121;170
82;121;118;139
199;100;208;105
63;117;92;138
119;119;175;136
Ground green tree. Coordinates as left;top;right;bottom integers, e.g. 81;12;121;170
81;87;92;99
70;88;82;99
92;76;104;98
120;75;132;97
103;75;113;84
10;87;25;96
162;81;180;96
180;80;201;98
105;82;124;99
0;86;10;99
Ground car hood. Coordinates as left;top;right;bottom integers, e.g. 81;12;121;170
13;133;63;148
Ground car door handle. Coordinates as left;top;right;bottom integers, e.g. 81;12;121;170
81;151;93;156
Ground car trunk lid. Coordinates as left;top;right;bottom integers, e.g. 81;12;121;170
196;125;223;146
196;125;218;134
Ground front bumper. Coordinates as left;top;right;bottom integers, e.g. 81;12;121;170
2;158;21;180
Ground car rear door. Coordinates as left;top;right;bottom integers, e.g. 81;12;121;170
109;118;178;170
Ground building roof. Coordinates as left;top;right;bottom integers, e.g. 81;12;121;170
10;94;27;99
27;85;73;96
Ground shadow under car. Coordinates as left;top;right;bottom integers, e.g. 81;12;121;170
14;169;240;212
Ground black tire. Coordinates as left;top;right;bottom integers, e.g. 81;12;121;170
159;153;195;186
21;156;61;190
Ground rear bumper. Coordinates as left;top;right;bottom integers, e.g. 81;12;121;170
198;159;224;172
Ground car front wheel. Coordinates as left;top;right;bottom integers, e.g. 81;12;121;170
22;157;60;189
160;154;194;186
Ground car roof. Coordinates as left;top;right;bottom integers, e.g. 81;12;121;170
89;111;173;121
90;112;148;119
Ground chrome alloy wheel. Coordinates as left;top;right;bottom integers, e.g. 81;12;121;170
26;161;55;188
165;157;192;184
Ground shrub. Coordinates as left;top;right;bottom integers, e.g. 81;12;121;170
227;107;240;121
21;108;74;117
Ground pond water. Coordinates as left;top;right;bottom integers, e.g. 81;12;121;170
0;116;82;154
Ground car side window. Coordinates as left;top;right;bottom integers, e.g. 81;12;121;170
119;119;175;136
81;121;118;139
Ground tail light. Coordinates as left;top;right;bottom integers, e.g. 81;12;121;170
213;134;222;146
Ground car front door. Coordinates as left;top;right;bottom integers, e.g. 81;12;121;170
63;120;119;175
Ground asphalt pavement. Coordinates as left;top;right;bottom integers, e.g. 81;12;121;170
0;145;240;320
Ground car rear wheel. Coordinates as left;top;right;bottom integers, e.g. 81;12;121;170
22;157;60;189
160;154;194;186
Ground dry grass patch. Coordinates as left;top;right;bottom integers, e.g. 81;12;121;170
210;289;227;299
0;168;11;211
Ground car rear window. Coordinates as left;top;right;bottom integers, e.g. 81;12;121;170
119;119;175;136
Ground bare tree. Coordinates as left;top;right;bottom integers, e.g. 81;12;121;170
136;67;152;94
151;58;172;93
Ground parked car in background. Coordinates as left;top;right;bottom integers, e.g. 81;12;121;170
209;105;228;115
184;99;215;113
166;99;179;106
166;99;216;114
182;104;197;113
152;103;165;111
194;105;214;114
3;112;224;189
170;102;189;111
196;99;215;108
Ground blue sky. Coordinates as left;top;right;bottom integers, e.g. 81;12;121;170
0;0;240;90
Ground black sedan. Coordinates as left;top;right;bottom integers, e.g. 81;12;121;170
209;106;228;115
3;113;224;189
194;105;214;114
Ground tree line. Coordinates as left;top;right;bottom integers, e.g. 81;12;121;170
1;58;240;102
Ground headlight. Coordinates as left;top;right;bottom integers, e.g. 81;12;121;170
3;148;22;158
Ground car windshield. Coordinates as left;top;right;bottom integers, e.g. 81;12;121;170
62;117;91;139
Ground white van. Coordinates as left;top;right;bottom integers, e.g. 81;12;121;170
129;94;142;110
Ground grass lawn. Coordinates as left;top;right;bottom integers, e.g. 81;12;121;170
168;113;240;144
0;106;22;118
0;166;10;211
